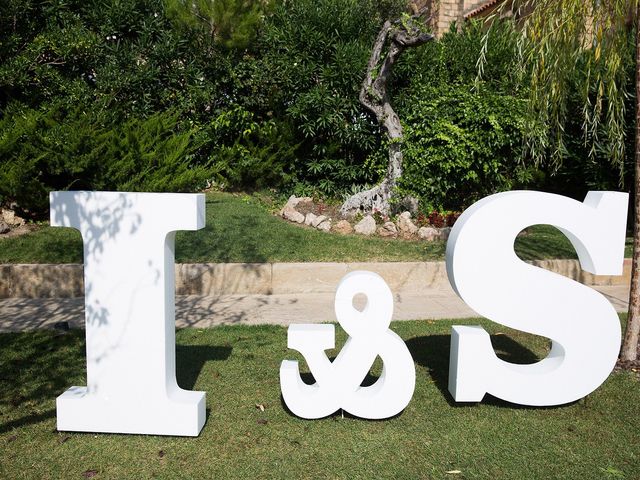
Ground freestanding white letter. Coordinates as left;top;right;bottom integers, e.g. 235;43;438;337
50;191;206;436
446;191;628;406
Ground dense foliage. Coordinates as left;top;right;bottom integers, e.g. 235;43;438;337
0;0;634;217
0;104;209;213
246;0;401;196
0;0;227;216
0;0;402;216
398;84;532;212
393;23;534;211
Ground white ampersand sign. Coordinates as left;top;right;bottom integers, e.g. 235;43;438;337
280;271;416;419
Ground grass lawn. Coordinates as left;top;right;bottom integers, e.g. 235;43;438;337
1;318;638;479
0;192;633;264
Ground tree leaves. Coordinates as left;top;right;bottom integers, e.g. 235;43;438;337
481;0;637;179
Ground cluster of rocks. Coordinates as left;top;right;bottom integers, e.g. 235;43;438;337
0;208;26;235
279;196;333;232
352;211;451;241
279;195;451;242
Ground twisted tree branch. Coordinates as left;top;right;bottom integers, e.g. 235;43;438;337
341;11;434;217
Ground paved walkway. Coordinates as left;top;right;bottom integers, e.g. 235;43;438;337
0;284;630;331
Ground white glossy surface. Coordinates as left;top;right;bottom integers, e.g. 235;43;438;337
280;271;415;419
50;191;206;436
446;191;628;406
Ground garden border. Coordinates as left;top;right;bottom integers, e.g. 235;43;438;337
0;259;631;299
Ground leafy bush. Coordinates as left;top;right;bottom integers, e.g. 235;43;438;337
235;0;406;196
396;84;533;212
164;0;270;50
389;21;534;211
0;0;407;206
0;104;210;215
200;105;297;188
394;20;636;210
0;0;226;119
396;20;523;95
3;1;628;217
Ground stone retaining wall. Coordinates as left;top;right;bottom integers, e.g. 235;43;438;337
0;259;631;299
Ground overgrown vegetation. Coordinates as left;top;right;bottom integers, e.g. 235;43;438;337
0;105;210;213
0;1;636;218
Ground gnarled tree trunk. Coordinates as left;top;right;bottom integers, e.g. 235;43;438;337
620;2;640;365
340;13;434;217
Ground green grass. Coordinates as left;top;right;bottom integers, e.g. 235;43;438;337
515;224;634;261
0;192;632;263
1;319;638;479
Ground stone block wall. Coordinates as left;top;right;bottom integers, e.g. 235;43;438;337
435;0;464;36
422;0;510;37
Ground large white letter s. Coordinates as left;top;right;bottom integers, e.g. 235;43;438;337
446;191;628;406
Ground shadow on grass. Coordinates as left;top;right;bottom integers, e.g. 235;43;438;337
0;330;232;433
405;332;571;410
0;409;56;434
514;225;578;261
176;196;271;264
0;330;84;433
176;344;232;390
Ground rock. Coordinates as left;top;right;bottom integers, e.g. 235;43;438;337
279;195;312;215
304;212;318;226
316;219;332;232
396;195;419;215
397;211;418;237
279;195;297;214
332;220;353;235
282;206;305;224
312;215;327;228
354;215;376;236
279;195;313;224
418;226;452;242
438;227;452;241
283;195;311;210
2;209;25;226
0;219;10;234
418;226;439;241
378;221;398;238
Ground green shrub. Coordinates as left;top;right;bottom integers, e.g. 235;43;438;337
235;0;406;196
0;0;227;119
4;1;627;215
0;104;210;216
200;105;297;189
406;21;523;93
397;84;533;212
394;20;636;209
385;22;532;211
164;0;270;50
99;112;211;193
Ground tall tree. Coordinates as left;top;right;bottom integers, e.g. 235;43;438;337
482;0;639;364
340;10;434;216
624;3;640;365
